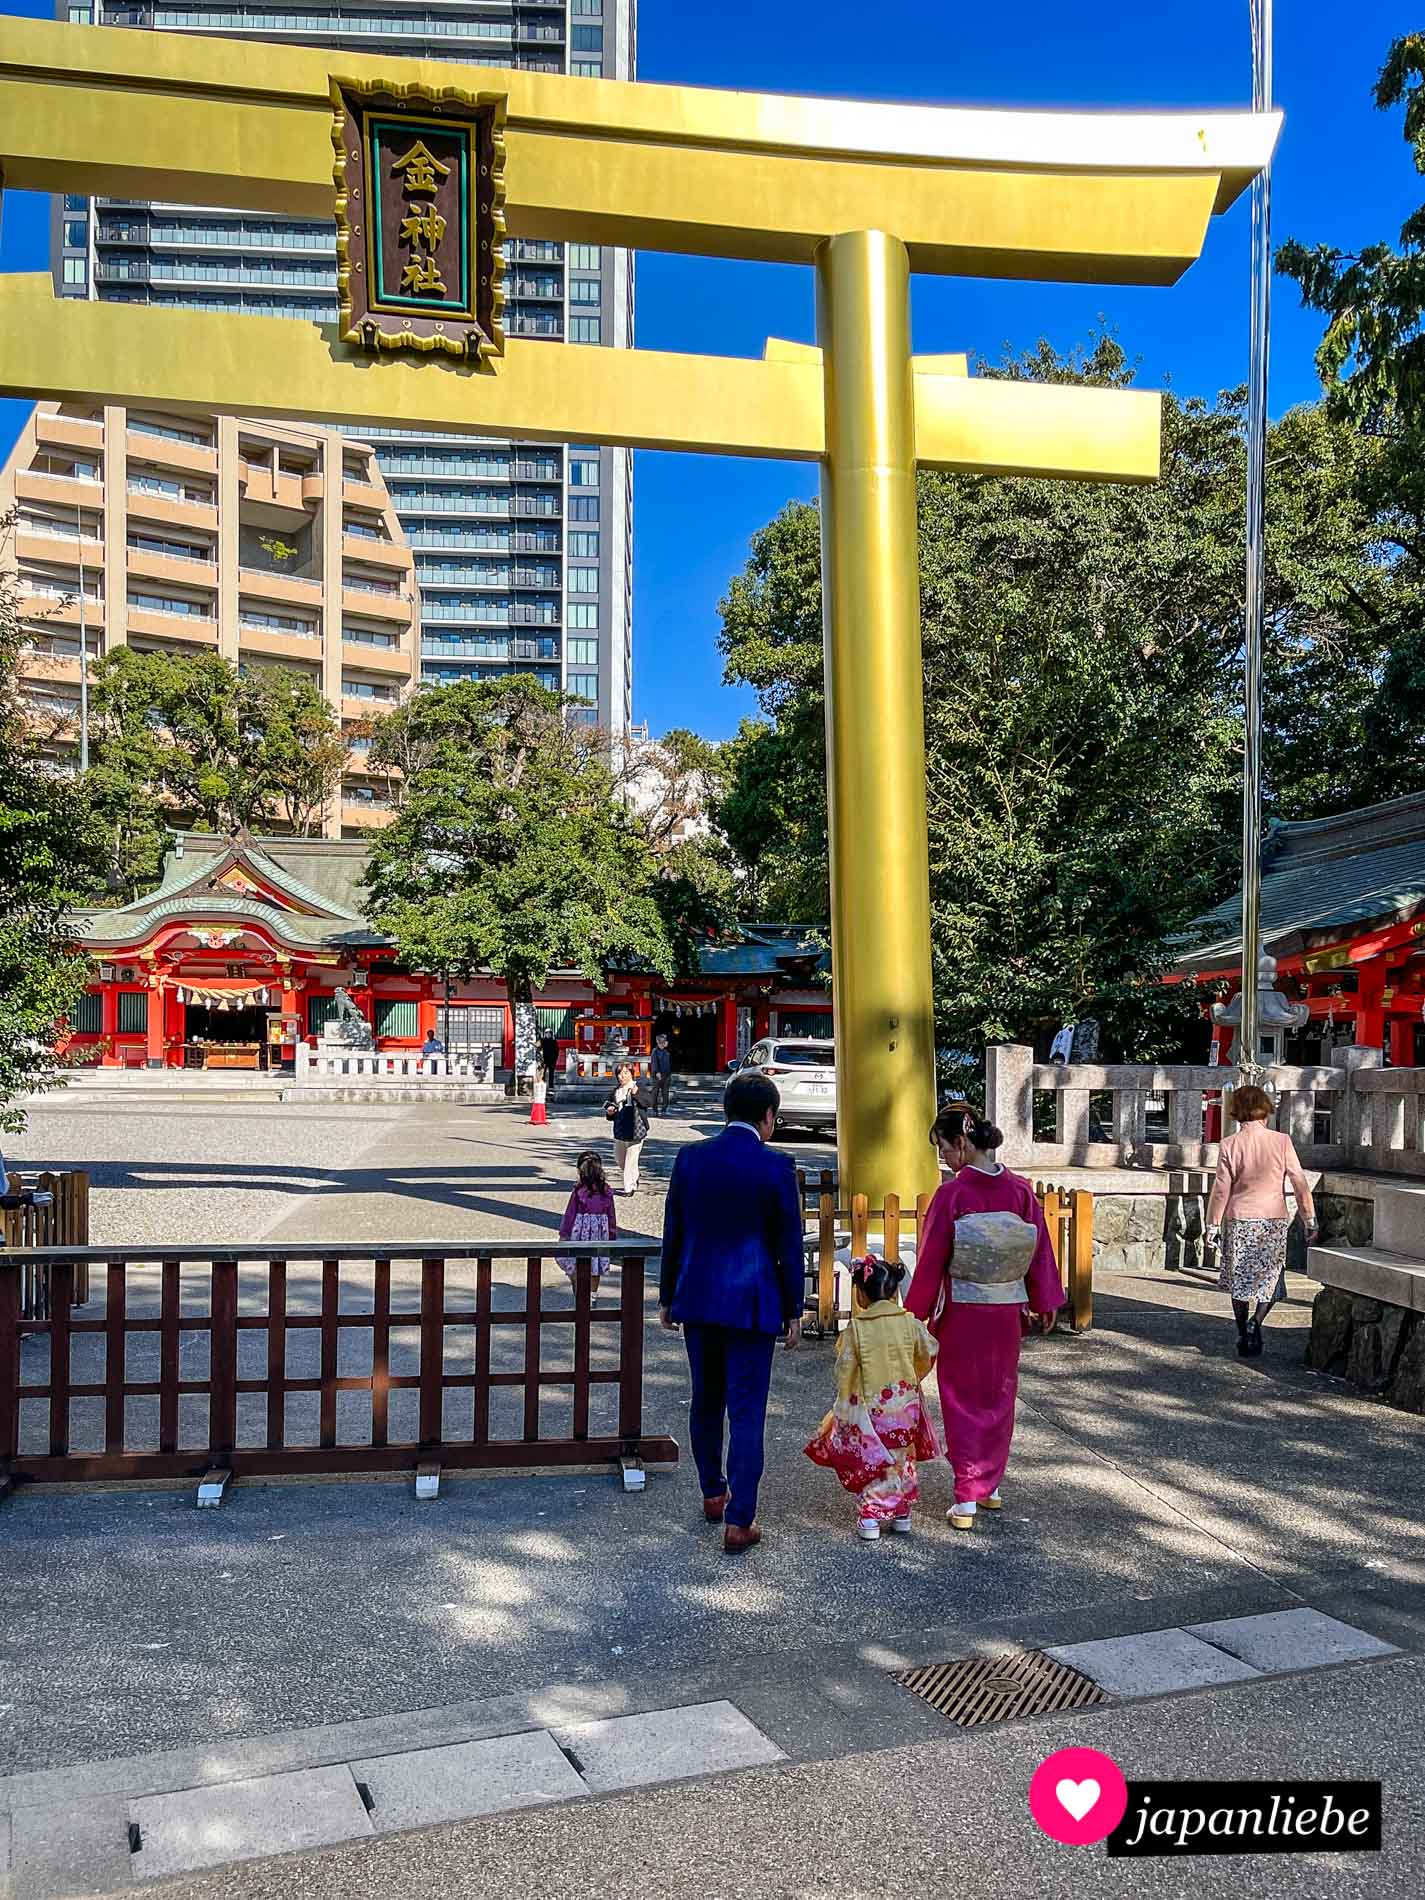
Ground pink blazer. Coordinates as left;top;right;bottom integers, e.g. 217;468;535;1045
1207;1122;1315;1227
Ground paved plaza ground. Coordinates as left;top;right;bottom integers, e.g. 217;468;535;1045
3;1093;1423;1895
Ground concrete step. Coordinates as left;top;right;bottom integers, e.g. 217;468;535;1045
1370;1184;1425;1256
1308;1241;1425;1312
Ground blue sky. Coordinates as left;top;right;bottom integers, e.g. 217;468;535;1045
1;0;1418;736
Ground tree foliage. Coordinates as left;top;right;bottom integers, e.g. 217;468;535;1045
84;649;346;895
362;677;675;1065
0;515;102;1130
716;339;1396;1061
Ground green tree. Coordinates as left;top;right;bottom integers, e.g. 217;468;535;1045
717;339;1389;1063
0;515;102;1129
609;725;740;968
363;677;674;1072
85;648;345;893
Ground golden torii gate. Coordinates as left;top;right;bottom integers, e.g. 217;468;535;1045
0;18;1278;1201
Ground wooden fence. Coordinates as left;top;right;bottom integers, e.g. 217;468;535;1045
798;1170;1093;1335
1;1171;89;1321
0;1241;676;1489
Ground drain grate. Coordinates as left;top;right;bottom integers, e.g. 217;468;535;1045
895;1650;1106;1728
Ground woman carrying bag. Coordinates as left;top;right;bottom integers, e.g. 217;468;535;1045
604;1061;651;1196
904;1102;1065;1530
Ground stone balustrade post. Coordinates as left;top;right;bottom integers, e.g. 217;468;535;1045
1333;1043;1381;1161
986;1045;1034;1163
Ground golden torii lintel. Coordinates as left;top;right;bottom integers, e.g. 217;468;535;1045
0;15;1279;1202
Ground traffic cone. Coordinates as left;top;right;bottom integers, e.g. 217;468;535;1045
529;1071;548;1126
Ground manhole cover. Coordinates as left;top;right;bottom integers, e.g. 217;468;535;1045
894;1651;1106;1728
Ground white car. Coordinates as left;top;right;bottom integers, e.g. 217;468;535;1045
739;1037;836;1134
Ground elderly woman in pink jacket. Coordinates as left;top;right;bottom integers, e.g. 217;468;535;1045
1206;1084;1317;1359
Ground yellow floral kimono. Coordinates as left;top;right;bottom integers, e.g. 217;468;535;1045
805;1299;940;1520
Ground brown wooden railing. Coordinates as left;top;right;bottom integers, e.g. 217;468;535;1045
798;1170;1093;1335
0;1242;676;1488
1;1171;90;1320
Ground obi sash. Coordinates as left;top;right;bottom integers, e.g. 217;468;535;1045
949;1208;1037;1306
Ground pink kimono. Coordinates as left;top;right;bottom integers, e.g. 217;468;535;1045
904;1164;1065;1507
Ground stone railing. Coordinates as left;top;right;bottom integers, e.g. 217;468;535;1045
987;1042;1425;1177
294;1044;498;1085
572;1053;653;1079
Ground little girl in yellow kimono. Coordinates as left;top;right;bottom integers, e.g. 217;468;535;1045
804;1256;940;1541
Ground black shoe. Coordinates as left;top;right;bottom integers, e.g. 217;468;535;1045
1236;1334;1251;1358
1246;1320;1264;1358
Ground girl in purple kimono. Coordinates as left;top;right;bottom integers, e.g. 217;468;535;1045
905;1102;1065;1529
556;1149;617;1296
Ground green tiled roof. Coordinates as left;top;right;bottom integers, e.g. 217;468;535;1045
1175;792;1425;974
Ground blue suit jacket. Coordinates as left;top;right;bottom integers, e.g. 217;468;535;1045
659;1125;805;1335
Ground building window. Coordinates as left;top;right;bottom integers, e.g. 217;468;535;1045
572;0;602;13
67;4;93;19
117;992;148;1036
72;992;103;1035
572;26;603;50
568;671;599;701
567;244;601;271
568;637;598;666
569;531;600;558
64;195;87;212
568;603;599;629
569;279;601;305
63;221;88;249
572;61;603;77
569;460;600;487
374;998;419;1040
62;257;87;287
569;316;601;344
569;496;600;522
569;568;598;594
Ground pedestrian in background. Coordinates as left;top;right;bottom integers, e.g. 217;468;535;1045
604;1061;650;1195
650;1032;674;1116
1206;1084;1317;1359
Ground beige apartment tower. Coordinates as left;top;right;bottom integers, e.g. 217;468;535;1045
0;402;417;836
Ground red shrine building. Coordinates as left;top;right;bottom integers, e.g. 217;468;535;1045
1173;792;1425;1069
63;832;833;1074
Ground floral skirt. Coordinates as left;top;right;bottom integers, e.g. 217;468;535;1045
555;1209;610;1279
804;1386;940;1522
1217;1215;1289;1305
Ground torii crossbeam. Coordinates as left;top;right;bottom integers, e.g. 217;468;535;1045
0;17;1279;1200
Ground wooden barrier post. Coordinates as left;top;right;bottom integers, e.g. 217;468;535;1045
1069;1189;1094;1331
817;1191;837;1332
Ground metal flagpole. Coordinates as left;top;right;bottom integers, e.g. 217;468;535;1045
76;500;89;773
1238;0;1273;1085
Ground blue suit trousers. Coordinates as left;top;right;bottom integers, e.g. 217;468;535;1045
683;1322;777;1529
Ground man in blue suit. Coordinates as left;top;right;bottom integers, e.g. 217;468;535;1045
659;1071;805;1553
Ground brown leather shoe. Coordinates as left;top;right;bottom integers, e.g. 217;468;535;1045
723;1521;761;1554
703;1493;728;1524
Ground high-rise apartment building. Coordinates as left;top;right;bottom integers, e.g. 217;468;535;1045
0;401;418;835
53;0;636;735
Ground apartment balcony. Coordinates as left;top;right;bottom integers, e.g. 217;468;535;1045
14;530;100;570
341;584;410;625
20;651;84;686
239;624;323;665
125;429;217;477
15;469;103;514
341;640;412;679
125;607;220;648
35;413;103;454
341;692;399;720
127;546;218;592
239;565;324;607
125;486;219;535
342;536;411;574
340;800;395;831
342;478;388;514
18;594;99;631
237;461;314;530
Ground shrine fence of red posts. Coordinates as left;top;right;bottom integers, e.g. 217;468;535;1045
0;1242;675;1490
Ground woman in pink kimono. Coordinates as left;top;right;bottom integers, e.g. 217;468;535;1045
904;1102;1065;1529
